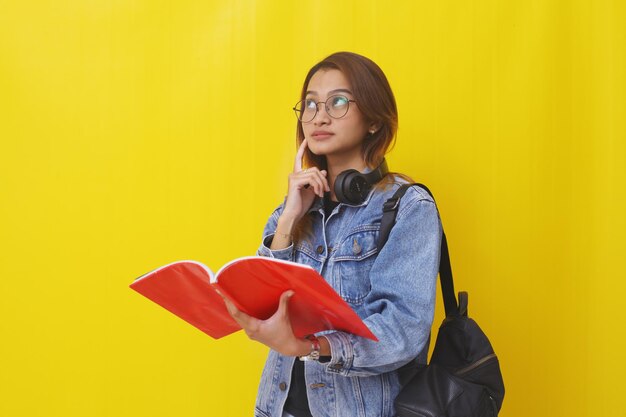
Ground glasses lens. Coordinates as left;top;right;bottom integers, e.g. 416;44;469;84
327;95;350;118
294;99;317;122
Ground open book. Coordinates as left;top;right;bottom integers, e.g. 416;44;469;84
130;256;377;341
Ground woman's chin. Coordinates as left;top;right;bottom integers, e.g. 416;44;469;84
307;145;326;156
308;140;338;155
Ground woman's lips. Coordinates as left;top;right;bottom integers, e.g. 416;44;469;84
311;132;334;139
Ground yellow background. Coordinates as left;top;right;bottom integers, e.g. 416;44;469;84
1;1;624;416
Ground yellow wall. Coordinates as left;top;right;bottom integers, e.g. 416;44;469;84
1;1;624;416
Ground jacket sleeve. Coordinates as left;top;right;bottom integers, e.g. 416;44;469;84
320;194;442;377
256;200;295;261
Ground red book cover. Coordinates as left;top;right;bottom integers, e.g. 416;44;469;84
130;256;378;341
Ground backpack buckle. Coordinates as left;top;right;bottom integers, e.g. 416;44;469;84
383;198;400;212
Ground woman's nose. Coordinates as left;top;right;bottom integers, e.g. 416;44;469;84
313;103;331;125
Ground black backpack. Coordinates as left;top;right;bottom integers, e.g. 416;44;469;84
377;183;505;417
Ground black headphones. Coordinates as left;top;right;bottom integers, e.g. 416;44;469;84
334;159;389;205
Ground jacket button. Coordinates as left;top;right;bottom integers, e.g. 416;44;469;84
279;382;287;391
316;245;324;254
352;238;362;255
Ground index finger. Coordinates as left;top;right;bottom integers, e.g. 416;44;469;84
293;138;308;172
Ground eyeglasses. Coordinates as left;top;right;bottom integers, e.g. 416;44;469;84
293;95;357;123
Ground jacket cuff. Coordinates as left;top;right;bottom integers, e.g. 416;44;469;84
320;332;355;376
256;233;294;260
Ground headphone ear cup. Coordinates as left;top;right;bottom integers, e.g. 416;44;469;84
334;169;360;204
334;159;389;205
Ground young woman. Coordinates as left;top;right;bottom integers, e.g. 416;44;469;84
220;52;442;417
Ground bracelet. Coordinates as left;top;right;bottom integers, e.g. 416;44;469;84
299;335;321;361
275;230;292;240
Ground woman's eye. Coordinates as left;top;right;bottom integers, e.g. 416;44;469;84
305;99;317;109
331;96;349;108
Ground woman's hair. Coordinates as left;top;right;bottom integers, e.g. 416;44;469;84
296;51;398;171
292;51;413;242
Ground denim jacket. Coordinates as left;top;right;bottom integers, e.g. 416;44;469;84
254;176;442;417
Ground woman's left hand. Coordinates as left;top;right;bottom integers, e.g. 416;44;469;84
216;289;308;357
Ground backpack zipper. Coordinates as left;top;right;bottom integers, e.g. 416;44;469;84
455;353;497;376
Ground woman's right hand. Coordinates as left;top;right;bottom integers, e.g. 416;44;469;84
281;138;331;222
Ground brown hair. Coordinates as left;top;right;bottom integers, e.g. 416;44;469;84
292;51;413;242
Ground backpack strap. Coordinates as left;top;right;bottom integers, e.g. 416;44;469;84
378;183;459;318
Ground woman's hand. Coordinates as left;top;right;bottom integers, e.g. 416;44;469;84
216;289;309;357
281;138;331;222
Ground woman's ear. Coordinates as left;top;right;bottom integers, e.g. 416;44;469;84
368;122;382;134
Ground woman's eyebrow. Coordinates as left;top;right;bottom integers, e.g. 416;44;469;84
305;88;353;96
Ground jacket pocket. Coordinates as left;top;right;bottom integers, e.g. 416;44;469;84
334;226;379;305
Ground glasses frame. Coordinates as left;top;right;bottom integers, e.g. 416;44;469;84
292;94;357;123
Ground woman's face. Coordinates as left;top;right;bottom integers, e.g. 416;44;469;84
301;69;371;165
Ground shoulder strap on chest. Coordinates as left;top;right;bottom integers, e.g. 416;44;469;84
378;183;459;317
